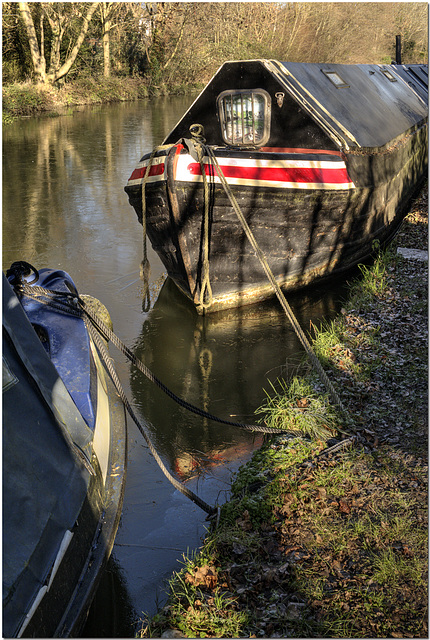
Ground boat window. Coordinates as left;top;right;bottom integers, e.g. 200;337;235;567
217;90;271;146
322;70;349;88
380;67;398;82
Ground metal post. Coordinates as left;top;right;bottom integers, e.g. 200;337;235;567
396;35;402;65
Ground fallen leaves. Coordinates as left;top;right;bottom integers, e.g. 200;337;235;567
338;498;351;514
296;397;309;409
235;509;252;531
145;189;428;639
316;486;327;500
185;564;218;590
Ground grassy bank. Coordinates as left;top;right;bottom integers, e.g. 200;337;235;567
139;186;428;639
2;75;200;125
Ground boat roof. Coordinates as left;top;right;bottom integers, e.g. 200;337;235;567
164;59;428;150
392;63;429;102
269;60;428;148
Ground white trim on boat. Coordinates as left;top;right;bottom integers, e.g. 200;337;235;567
174;153;356;190
90;340;111;484
17;530;74;638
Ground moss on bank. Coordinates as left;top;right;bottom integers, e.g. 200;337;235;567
139;186;428;638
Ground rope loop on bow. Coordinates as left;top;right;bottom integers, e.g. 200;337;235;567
189;125;213;310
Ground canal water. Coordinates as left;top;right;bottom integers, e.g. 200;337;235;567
3;98;348;636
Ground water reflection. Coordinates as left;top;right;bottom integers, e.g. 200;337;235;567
130;276;347;477
2;98;194;285
84;556;136;638
3;98;350;635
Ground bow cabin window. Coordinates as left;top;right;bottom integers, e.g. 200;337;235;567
217;90;271;146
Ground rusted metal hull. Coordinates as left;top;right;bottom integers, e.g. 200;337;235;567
125;125;427;313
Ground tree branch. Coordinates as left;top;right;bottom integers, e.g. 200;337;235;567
162;8;188;71
46;2;99;83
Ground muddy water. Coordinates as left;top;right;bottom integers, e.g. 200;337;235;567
2;99;348;636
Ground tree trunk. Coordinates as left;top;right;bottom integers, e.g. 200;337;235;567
18;2;46;83
162;7;189;71
44;11;66;79
100;3;112;78
103;20;111;77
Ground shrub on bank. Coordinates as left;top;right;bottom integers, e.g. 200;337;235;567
61;75;150;105
2;74;205;124
2;76;150;123
2;82;54;117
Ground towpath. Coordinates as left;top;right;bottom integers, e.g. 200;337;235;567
144;185;428;639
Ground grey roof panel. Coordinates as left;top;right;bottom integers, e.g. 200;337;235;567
391;64;428;102
272;61;428;148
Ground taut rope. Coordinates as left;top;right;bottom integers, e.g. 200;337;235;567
186;125;346;415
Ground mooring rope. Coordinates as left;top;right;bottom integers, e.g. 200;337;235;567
187;125;346;415
82;298;282;434
83;314;217;516
7;272;216;515
140;146;164;312
195;141;213;309
12;279;281;435
6;246;353;516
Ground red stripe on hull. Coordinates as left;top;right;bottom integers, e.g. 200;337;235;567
129;163;165;181
186;162;351;185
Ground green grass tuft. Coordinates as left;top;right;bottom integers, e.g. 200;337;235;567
255;377;340;440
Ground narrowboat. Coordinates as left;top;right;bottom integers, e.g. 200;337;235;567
3;262;127;637
124;60;428;313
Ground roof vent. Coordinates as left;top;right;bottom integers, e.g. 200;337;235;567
380;67;397;82
321;70;349;88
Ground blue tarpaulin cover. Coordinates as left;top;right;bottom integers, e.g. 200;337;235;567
2;276;91;637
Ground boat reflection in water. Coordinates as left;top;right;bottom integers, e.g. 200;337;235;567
130;274;349;481
85;269;349;636
83;555;136;638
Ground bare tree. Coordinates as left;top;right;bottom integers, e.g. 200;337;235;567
394;3;428;62
11;1;428;89
18;2;98;84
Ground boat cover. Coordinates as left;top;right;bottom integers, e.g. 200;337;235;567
267;61;428;148
18;268;99;431
2;275;92;637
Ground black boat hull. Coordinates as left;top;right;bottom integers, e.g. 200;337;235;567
21;372;127;638
125;124;427;312
124;59;428;313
